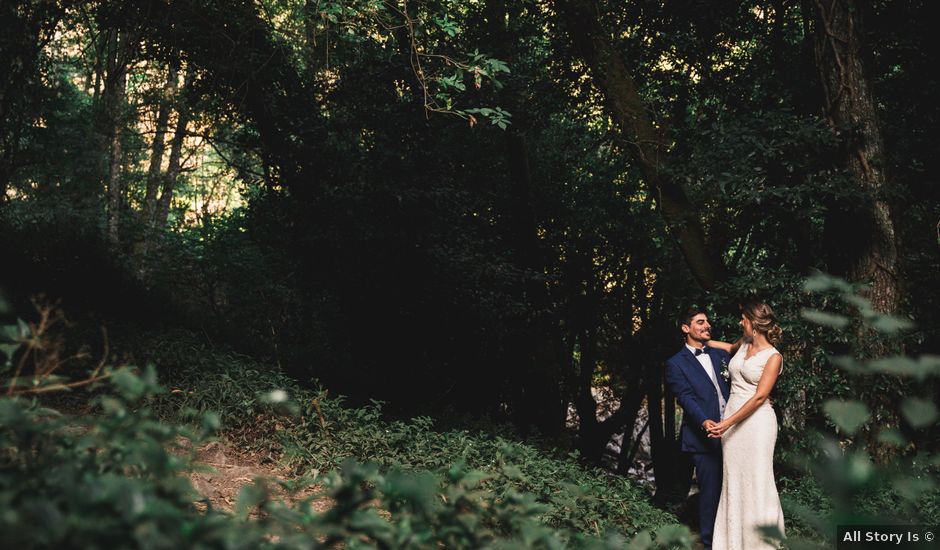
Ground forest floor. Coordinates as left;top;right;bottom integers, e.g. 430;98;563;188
44;393;330;515
186;438;331;514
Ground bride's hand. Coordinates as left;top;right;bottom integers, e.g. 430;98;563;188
707;422;729;438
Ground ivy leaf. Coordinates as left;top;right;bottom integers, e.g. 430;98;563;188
823;399;870;435
869;314;915;334
868;356;940;382
802;308;850;329
900;398;938;429
803;272;852;293
830;355;867;375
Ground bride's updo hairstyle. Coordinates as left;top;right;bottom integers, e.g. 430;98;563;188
740;300;783;345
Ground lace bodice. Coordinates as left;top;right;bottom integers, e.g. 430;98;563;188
728;344;781;398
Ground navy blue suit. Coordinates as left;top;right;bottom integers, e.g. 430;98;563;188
664;346;731;550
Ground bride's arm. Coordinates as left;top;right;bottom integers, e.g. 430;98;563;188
708;353;782;437
706;337;744;354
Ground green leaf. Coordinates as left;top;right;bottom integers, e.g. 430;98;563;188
868;356;940;382
235;479;268;519
802;272;852;293
625;529;653;550
0;323;21;344
900;398;938;429
201;411;221;434
501;464;526;480
869;314;915;334
892;476;936;501
347;509;393;535
0;342;20;362
458;469;489;488
876;428;907;446
654;524;694;545
846;452;875;484
823;399;870;435
830;355;867;375
112;368;146;401
801;308;849;329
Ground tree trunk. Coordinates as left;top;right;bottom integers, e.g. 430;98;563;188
648;364;693;506
813;0;899;313
155;69;194;229
614;385;646;474
574;324;603;462
481;0;566;434
555;0;725;291
102;29;129;247
646;369;666;500
143;59;179;224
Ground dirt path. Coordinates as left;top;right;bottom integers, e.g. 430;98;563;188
188;439;331;514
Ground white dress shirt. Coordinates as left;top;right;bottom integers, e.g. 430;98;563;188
686;343;726;415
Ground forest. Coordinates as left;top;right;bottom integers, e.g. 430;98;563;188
1;0;938;548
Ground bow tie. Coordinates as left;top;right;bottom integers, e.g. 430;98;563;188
694;347;709;356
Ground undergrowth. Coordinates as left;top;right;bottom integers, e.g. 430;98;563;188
1;318;695;549
133;329;681;540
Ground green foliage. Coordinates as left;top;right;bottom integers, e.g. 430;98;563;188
822;400;870;436
133;328;681;542
779;274;940;549
2;0;939;544
0;367;237;549
0;321;691;549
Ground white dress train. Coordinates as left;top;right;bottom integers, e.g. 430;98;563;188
712;344;785;550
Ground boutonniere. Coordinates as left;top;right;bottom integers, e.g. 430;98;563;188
720;358;730;382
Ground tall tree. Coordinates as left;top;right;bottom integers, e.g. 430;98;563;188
143;59;179;225
99;28;134;246
554;0;726;291
812;0;899;313
483;0;566;433
0;0;68;200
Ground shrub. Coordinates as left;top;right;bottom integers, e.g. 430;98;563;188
1;316;691;549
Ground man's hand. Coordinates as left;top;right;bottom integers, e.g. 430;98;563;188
702;419;717;432
707;422;728;438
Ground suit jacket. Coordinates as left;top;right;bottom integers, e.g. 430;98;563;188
664;346;732;453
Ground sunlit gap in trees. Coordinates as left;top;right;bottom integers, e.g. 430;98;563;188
41;20;248;229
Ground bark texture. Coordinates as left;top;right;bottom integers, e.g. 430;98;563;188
144;60;180;223
813;0;899;313
102;29;131;247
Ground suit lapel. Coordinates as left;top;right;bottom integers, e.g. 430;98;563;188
680;348;716;389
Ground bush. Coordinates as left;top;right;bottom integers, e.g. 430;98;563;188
1;317;691;549
128;328;682;542
777;274;940;549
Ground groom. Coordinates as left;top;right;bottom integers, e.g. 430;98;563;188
664;308;731;550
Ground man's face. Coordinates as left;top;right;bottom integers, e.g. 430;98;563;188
682;313;711;344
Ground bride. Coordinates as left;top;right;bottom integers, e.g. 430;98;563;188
706;301;786;550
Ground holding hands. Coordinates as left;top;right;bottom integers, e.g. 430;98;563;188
707;421;729;438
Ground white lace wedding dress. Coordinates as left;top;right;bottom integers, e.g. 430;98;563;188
712;344;786;550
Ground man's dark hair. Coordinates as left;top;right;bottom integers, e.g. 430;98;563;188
678;307;707;329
